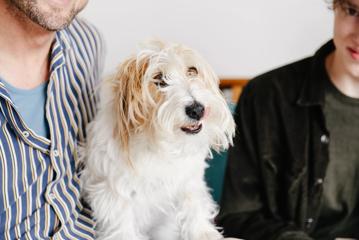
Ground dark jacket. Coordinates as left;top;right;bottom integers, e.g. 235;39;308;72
218;41;336;240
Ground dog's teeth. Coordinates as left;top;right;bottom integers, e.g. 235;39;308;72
181;122;202;134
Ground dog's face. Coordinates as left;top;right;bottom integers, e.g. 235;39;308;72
111;40;235;152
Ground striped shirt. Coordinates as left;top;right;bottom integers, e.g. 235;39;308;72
0;18;104;239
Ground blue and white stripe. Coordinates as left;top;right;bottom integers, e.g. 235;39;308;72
0;18;104;239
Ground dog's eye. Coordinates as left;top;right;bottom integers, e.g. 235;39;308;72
153;73;163;80
153;72;168;88
187;67;198;77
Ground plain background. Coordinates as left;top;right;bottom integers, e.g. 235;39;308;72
80;0;333;78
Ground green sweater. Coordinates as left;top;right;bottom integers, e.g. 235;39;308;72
313;78;359;239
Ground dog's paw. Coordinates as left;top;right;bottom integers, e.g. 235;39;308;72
196;230;223;240
222;238;243;240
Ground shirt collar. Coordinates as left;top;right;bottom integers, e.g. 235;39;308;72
0;25;73;102
50;30;70;72
55;26;74;51
296;40;335;107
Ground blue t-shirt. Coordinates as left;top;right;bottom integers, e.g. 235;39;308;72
2;79;49;138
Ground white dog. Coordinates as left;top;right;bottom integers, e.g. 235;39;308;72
80;40;236;240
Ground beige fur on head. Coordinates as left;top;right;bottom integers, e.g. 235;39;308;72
108;40;234;154
111;55;159;151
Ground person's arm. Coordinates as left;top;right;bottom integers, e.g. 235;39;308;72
217;82;313;240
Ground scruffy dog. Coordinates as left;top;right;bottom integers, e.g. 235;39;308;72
81;40;235;240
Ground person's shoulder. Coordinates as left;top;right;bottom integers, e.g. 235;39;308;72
62;17;104;60
250;57;312;88
243;57;313;101
67;17;103;43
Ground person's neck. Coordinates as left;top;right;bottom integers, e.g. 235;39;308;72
0;1;55;89
326;51;359;98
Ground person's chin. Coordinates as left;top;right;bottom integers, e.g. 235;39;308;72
35;15;74;32
46;0;72;9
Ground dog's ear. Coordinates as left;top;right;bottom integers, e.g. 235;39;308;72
138;39;166;52
112;56;149;151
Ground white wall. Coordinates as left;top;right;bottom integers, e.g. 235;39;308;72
80;0;333;78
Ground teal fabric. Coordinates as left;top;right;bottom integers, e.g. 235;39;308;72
205;151;229;203
1;79;49;138
205;103;236;203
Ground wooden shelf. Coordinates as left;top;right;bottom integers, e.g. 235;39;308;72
219;78;249;103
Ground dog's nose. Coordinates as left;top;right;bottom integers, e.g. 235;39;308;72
185;101;205;120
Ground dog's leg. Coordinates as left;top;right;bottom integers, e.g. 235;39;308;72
95;202;150;240
177;181;223;240
96;223;149;240
87;184;149;240
150;214;181;240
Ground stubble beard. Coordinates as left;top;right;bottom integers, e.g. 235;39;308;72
5;0;82;31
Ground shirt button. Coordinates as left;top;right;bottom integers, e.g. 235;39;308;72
320;134;329;144
53;150;59;157
23;131;30;137
316;178;323;185
305;218;314;229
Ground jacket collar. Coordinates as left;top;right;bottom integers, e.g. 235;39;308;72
296;40;335;107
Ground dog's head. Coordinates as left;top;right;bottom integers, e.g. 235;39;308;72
109;40;235;153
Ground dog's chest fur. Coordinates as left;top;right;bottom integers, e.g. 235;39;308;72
121;134;209;198
94;133;211;232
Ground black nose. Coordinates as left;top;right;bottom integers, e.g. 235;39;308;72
185;101;205;120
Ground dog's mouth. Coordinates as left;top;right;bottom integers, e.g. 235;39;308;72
181;122;203;134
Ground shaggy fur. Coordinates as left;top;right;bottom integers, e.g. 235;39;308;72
81;40;235;240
